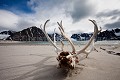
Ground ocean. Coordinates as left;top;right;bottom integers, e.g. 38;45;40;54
0;40;120;46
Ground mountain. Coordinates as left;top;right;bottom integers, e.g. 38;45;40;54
0;30;16;35
1;26;63;41
48;33;65;41
1;27;120;41
97;28;120;40
0;30;16;40
71;33;91;41
71;28;120;41
6;26;47;41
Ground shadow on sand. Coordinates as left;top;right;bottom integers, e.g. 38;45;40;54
11;56;69;80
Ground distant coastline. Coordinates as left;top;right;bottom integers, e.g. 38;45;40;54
0;27;120;41
0;40;120;46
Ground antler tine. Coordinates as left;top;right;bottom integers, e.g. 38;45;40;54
98;27;102;33
60;40;64;51
60;21;65;32
76;19;99;56
40;20;62;52
84;39;95;58
54;28;56;45
57;22;76;53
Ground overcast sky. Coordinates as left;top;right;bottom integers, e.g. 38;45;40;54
0;0;120;34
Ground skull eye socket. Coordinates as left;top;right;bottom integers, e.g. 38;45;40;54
60;52;69;56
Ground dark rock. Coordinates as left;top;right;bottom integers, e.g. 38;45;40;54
6;26;47;41
115;53;120;56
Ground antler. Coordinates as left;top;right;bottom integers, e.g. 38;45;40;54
84;39;95;58
75;19;99;57
40;20;62;53
40;19;100;69
60;40;64;51
57;21;76;54
54;28;56;45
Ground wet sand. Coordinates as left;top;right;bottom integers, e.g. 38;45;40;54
0;42;120;80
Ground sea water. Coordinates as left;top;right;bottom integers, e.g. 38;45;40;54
0;40;120;46
22;40;120;45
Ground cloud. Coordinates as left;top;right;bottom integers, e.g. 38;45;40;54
95;9;120;30
105;21;120;29
1;0;119;33
96;9;120;19
0;10;19;31
16;19;36;30
27;0;66;20
0;10;36;31
66;0;95;23
28;0;95;23
27;0;65;10
70;29;84;34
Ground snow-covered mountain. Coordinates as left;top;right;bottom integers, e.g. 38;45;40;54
0;34;10;40
71;28;120;41
0;30;15;40
0;28;120;41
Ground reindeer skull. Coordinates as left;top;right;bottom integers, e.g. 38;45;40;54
40;19;100;69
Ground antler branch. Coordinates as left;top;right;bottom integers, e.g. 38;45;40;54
57;21;76;54
40;20;62;53
75;19;99;56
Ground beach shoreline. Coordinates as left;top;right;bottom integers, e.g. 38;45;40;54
0;41;120;80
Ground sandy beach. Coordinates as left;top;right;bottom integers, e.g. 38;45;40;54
0;41;120;80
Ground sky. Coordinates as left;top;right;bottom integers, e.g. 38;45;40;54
0;0;120;34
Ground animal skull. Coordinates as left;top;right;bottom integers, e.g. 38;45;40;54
40;19;101;69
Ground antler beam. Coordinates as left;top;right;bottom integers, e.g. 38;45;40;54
57;21;76;54
40;20;62;53
74;19;99;57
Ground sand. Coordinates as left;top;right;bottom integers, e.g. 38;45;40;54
0;41;120;80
